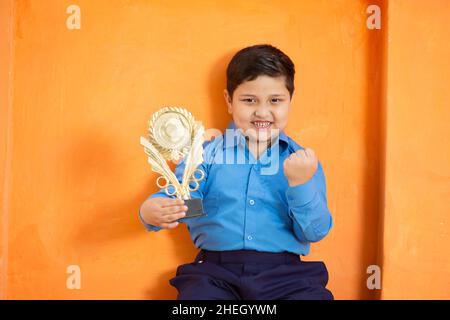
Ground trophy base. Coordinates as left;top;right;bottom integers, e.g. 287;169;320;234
180;198;207;220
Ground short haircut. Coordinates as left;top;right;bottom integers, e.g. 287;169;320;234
226;44;295;100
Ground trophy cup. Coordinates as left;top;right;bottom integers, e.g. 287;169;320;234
140;107;207;219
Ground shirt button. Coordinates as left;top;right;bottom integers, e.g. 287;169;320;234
249;199;255;206
247;235;253;241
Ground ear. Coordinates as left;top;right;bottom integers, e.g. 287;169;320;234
223;89;232;114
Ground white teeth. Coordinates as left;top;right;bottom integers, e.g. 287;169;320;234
253;121;271;129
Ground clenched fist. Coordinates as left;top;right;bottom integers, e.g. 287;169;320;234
283;148;318;186
139;197;188;229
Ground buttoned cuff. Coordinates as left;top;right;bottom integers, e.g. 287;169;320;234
285;177;317;207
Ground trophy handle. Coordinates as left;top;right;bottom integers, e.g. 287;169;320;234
156;176;178;196
180;124;205;196
187;169;204;192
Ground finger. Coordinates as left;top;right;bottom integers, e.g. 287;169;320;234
162;205;188;215
305;148;315;158
288;154;298;162
164;212;187;223
160;221;179;229
296;149;307;158
160;198;185;208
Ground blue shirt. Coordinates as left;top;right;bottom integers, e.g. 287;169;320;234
139;120;333;256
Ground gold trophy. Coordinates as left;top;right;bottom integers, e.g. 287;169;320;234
140;107;206;219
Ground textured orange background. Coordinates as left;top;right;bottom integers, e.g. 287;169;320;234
1;0;449;299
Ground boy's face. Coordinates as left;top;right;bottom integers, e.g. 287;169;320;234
224;75;292;144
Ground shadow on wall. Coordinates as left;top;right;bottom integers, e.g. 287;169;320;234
207;49;237;130
358;0;386;300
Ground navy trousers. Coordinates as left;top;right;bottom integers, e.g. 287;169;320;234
169;249;333;300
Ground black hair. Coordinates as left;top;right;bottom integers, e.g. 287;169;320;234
226;44;295;100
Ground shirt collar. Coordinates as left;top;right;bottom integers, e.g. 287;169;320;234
223;120;289;149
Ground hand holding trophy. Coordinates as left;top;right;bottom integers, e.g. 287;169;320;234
140;107;207;219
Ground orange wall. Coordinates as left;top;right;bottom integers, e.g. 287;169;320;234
0;0;448;299
0;0;15;301
381;0;450;299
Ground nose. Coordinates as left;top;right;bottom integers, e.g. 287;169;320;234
254;104;271;118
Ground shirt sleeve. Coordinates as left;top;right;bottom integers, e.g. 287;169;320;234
138;140;212;232
285;160;333;242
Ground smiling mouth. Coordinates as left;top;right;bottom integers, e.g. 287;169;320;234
251;121;273;129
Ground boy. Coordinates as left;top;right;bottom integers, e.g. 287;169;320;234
139;44;333;300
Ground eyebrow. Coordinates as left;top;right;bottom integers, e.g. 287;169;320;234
269;94;287;97
238;94;287;97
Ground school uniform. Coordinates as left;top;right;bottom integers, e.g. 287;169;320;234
139;120;333;300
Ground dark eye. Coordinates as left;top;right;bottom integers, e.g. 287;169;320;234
271;98;283;104
241;98;256;104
